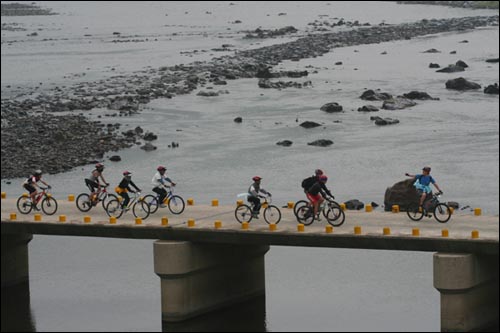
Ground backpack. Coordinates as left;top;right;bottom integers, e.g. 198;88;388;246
301;176;316;190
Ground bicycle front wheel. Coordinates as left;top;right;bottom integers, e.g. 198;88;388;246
296;205;314;225
168;195;185;215
101;193;118;210
16;196;33;214
264;205;281;224
76;193;92;212
106;199;124;218
433;203;451;223
325;206;345;227
406;203;424;221
293;200;308;217
41;197;58;215
235;204;253;223
133;201;150;220
142;195;159;214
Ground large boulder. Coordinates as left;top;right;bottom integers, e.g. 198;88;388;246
445;77;481;90
384;179;420;211
344;199;364;210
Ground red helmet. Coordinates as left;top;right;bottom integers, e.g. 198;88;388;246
319;175;328;182
123;171;132;176
157;166;166;171
252;176;262;181
315;169;324;176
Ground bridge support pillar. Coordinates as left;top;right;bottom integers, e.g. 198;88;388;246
1;233;33;288
433;253;499;332
154;240;269;322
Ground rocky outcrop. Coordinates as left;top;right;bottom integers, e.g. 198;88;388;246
445;77;481;90
384;178;420;211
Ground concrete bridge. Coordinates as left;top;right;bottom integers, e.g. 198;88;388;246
1;197;498;331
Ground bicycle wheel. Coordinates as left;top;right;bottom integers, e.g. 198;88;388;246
235;204;253;223
433;203;451;223
168;195;185;215
406;203;424;221
325;206;345;227
100;193;118;210
264;205;281;224
133;200;150;220
76;193;92;212
106;199;124;218
296;205;314;225
143;195;159;214
41;197;58;215
293;200;308;217
16;196;33;214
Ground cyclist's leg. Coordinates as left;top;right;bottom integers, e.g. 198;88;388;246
24;184;36;204
120;191;130;208
153;187;166;206
248;196;260;214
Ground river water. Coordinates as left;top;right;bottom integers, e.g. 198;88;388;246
1;1;498;331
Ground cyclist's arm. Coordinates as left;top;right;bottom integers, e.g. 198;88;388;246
99;174;109;186
405;173;416;178
40;180;50;188
130;181;141;192
321;183;333;197
433;182;442;193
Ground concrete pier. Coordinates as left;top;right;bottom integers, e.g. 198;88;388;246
1;233;33;288
434;253;499;332
154;240;269;322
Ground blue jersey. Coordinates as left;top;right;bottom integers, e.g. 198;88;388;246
414;174;435;193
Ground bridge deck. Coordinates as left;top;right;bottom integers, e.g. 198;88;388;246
1;198;498;254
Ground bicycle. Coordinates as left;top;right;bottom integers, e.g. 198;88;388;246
143;186;185;215
406;191;451;223
16;187;58;215
76;184;117;212
105;191;150;219
234;194;281;224
295;196;345;226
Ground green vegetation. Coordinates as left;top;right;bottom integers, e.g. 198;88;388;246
474;2;499;9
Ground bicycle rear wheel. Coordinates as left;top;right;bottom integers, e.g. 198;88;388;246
133;201;150;219
235;204;253;223
76;193;92;212
16;196;33;214
433;203;451;223
168;195;185;215
296;205;314;225
143;195;159;214
41;197;58;215
293;200;308;217
106;199;124;218
101;193;118;210
325;206;345;227
264;205;281;224
406;203;424;221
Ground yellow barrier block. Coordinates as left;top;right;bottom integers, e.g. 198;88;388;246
340;203;346;211
187;198;194;206
236;199;244;206
214;220;222;229
59;215;66;223
287;202;294;209
392;205;400;213
47;193;52;198
22;193;29;198
161;217;168;226
68;194;75;202
269;223;277;231
1;192;6;199
109;216;117;224
449;207;454;215
474;208;481;216
262;202;268;208
242;221;249;230
135;217;142;225
383;227;391;235
297;224;304;232
187;218;195;227
84;216;91;223
10;213;17;221
365;204;372;212
34;214;42;222
471;230;479;239
211;199;219;207
325;225;333;234
412;228;420;236
354;226;362;235
441;229;449;237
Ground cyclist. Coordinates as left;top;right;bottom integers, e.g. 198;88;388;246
85;163;109;204
152;166;176;208
405;166;443;208
22;169;51;207
248;176;271;218
115;171;142;210
306;174;331;220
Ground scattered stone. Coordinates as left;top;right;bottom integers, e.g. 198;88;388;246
234;117;242;123
360;90;392;101
307;139;333;147
382;97;417;110
320;102;343;113
358;105;379;112
402;91;439;100
300;121;322;129
445;77;481;90
484;83;499;95
276;140;293;147
429;63;440;68
109;155;121;162
371;116;400;125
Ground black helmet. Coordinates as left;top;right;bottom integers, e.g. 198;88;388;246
422;166;431;172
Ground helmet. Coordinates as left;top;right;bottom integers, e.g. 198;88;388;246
315;169;324;176
34;169;42;176
123;171;132;176
252;176;262;181
157;166;166;172
95;163;104;170
319;175;328;182
422;166;431;172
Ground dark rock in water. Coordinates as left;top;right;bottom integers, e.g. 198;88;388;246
141;143;157;151
335;61;343;65
307;139;333;147
197;90;219;97
445;77;481;90
143;132;157;141
384;179;420;211
371;116;400;125
371;202;379;208
344;199;364;210
255;66;275;78
423;48;441;53
484;83;499;95
276;140;293;147
234;116;243;123
109;155;121;162
436;65;465;73
429;63;440;68
358;105;379;112
320;102;343;113
455;60;468;68
360;89;392;101
382;97;417;110
403;91;439;100
485;58;499;63
300;121;322;129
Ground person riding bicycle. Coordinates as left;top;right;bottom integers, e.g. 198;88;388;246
22;169;51;207
152;166;176;208
405;166;443;208
115;171;142;210
301;169;333;196
305;174;331;220
248;176;271;218
85;163;109;205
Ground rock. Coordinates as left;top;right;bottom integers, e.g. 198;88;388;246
234;117;243;123
455;60;468;68
423;48;441;53
335;61;343;65
436;65;465;73
382;97;417;110
143;132;158;141
371;116;400;125
276;140;293;147
447;201;460;209
403;91;439;100
300;121;322;129
140;142;157;151
429;63;440;68
445;77;481;90
485;58;499;63
344;199;364;210
320;102;343;113
358;105;379;112
197;90;219;97
307;139;333;147
360;90;392;101
109;155;121;162
384;179;420;211
484;83;499;94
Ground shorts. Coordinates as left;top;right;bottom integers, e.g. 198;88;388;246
306;192;322;204
23;184;36;194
